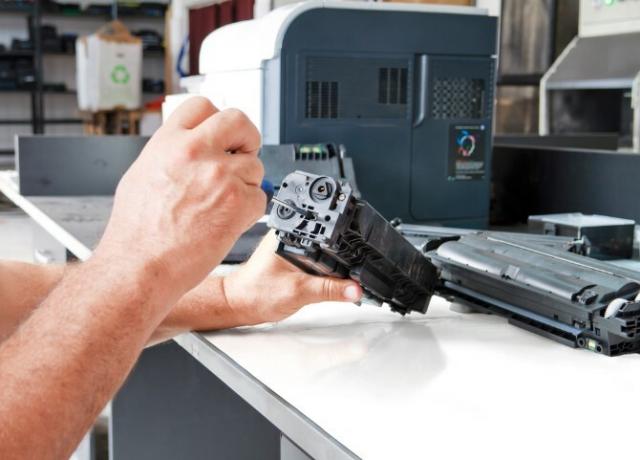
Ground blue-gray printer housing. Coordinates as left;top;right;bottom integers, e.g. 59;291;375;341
268;7;497;227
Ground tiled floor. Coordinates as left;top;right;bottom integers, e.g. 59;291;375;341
0;154;14;171
0;207;33;262
0;154;31;261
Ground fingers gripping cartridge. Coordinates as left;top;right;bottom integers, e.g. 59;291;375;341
268;171;438;315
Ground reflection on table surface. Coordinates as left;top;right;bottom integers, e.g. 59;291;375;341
203;296;640;460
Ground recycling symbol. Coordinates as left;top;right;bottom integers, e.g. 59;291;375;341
111;64;130;84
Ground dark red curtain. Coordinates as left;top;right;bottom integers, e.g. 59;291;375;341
189;0;255;75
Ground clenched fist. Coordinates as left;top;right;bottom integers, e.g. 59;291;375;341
95;97;266;300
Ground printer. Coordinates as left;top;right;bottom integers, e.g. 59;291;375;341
167;1;498;227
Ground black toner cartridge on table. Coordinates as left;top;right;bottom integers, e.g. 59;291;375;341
267;170;439;315
268;170;640;357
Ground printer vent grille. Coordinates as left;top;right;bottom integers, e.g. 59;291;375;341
378;67;408;105
431;77;485;119
305;81;339;119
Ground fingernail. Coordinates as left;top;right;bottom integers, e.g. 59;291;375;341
344;284;361;302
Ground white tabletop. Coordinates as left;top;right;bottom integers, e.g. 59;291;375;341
2;170;639;460
202;298;639;460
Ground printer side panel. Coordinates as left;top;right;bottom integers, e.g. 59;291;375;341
200;69;265;132
410;55;496;227
284;51;415;221
278;8;497;227
262;58;282;145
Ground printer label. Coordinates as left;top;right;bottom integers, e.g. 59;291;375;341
448;124;485;181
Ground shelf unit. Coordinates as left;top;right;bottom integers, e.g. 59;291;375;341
0;1;167;18
496;0;557;90
0;1;167;150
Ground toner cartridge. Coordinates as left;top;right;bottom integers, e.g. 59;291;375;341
268;171;640;356
267;171;438;315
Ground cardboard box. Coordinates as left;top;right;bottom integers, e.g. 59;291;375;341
76;20;142;111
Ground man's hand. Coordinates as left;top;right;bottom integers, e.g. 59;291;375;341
0;98;268;460
222;232;363;325
96;97;266;299
149;232;363;343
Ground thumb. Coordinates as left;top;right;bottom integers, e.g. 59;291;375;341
300;275;362;304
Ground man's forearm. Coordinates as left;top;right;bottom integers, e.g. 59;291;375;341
149;275;237;345
0;261;65;341
0;97;275;459
0;261;239;346
0;254;174;459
